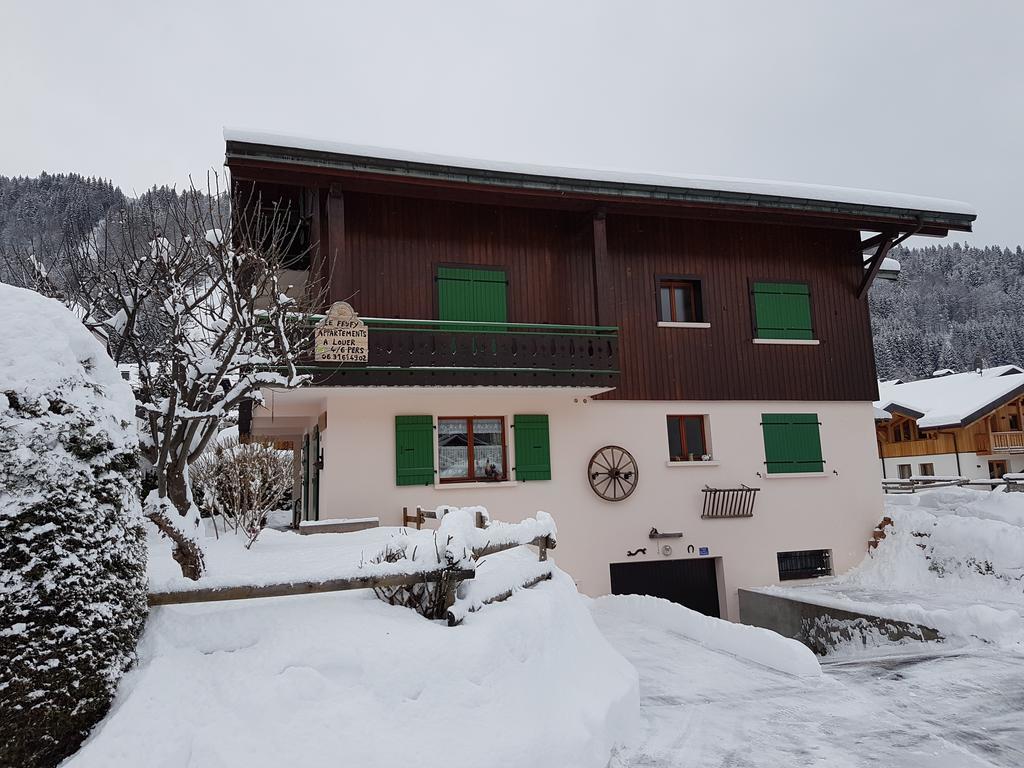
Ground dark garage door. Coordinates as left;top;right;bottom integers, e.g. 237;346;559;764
610;558;721;618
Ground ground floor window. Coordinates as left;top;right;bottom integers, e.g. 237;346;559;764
897;463;912;479
666;415;709;461
777;549;832;581
438;417;507;482
918;462;935;476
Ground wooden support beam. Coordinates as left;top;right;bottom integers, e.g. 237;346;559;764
857;234;895;299
858;225;922;299
591;210;614;326
326;184;348;305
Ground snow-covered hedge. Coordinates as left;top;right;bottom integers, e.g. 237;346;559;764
0;284;147;767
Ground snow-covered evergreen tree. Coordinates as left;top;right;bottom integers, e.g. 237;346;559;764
0;284;147;768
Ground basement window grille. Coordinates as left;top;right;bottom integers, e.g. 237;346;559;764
777;549;832;581
701;485;759;519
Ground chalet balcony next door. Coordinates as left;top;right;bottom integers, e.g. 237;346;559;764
437;266;508;328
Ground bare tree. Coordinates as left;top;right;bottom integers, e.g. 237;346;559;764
3;176;322;579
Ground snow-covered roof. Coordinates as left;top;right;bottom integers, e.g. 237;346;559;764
875;366;1024;429
224;128;976;230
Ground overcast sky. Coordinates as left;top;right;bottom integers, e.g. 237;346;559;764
2;1;1021;245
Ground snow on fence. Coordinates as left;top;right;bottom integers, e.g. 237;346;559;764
148;506;557;627
883;475;1024;494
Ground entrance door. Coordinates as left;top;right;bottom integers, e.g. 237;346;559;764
437;266;508;329
609;558;721;618
990;460;1008;479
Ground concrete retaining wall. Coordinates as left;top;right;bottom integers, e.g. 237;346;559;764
738;588;942;655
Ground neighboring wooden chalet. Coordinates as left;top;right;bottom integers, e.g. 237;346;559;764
875;366;1024;480
227;129;975;621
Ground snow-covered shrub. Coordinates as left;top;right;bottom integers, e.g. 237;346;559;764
190;437;292;548
0;284;147;768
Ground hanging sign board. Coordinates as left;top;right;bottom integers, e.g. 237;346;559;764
315;301;368;363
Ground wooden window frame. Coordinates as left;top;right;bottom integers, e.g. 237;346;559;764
667;414;708;461
437;416;509;483
656;276;704;323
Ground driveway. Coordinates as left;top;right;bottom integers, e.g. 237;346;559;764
593;599;1024;767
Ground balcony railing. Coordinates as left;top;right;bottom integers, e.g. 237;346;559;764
991;431;1024;453
296;318;619;387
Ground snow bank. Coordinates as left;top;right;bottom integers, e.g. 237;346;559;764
66;570;639;768
772;488;1024;650
590;595;821;679
449;546;555;624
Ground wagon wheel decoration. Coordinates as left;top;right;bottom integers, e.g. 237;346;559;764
588;446;639;501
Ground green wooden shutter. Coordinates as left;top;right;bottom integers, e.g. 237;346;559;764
761;413;824;474
513;414;551;481
437;267;508;329
395;415;435;486
753;282;813;340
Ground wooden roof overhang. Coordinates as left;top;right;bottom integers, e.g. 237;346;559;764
225;140;975;238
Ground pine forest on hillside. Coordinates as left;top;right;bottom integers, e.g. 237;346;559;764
870;243;1024;381
1;173;1022;386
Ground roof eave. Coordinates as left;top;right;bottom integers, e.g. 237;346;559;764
224;140;975;234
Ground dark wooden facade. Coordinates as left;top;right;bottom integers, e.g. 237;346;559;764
228;143;972;403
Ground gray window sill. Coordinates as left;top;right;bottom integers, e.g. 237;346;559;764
666;460;720;467
762;471;828;479
433;480;520;490
753;338;820;346
658;321;711;329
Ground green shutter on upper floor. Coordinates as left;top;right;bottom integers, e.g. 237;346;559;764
761;413;824;474
437;266;508;329
513;414;551;481
752;282;814;340
395;415;435;486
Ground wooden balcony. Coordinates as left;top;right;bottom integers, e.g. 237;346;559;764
991;431;1024;453
296;318;620;387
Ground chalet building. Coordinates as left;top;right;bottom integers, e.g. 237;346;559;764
875;366;1024;480
227;129;975;620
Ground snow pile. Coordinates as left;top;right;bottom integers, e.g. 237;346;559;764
775;488;1024;650
0;283;147;767
66;571;639;768
449;546;555;624
590;595;821;678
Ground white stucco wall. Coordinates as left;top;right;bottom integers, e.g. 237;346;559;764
880;452;1024;480
254;388;884;620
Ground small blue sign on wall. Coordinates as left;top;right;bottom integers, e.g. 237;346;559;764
698;547;709;556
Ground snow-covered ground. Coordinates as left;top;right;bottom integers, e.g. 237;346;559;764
70;490;1024;766
595;597;1024;767
66;571;638;768
764;487;1024;649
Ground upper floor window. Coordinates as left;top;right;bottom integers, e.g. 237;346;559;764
752;282;814;340
438;417;507;482
657;277;703;324
667;415;709;461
